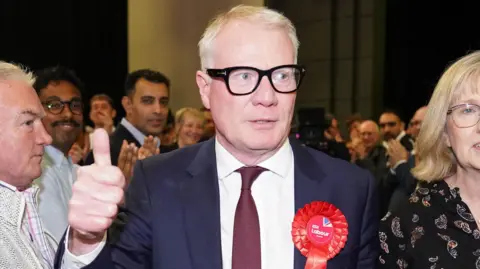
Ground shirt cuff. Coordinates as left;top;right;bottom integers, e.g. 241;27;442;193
390;160;408;175
61;226;107;268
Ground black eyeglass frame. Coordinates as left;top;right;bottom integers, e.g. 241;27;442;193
42;99;84;115
206;64;306;96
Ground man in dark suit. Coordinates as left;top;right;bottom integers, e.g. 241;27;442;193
355;120;391;217
85;69;173;166
385;154;418;212
57;5;379;269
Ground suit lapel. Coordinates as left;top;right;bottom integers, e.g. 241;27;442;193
183;139;223;269
289;139;330;269
115;124;142;147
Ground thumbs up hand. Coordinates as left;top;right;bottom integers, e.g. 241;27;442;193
68;129;125;251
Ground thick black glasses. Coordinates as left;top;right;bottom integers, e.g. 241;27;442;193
42;99;84;115
207;65;306;96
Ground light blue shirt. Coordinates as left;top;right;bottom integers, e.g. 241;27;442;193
120;118;160;148
34;145;77;245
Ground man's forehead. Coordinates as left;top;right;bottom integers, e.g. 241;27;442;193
212;20;294;68
379;113;400;122
135;79;169;96
412;113;423;121
413;107;427;119
362;125;378;133
0;101;43;120
0;80;33;101
0;79;29;90
219;19;278;36
17;107;44;117
0;80;12;88
41;81;81;98
0;81;44;116
92;99;110;105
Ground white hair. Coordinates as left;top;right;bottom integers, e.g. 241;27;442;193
198;5;299;70
0;61;35;85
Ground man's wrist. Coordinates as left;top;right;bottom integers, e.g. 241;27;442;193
69;229;104;256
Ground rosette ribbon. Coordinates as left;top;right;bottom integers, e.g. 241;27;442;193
291;201;348;269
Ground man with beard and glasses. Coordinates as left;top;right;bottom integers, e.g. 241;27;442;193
32;66;84;245
85;69;173;166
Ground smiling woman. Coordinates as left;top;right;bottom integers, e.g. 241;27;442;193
379;51;480;269
175;107;205;149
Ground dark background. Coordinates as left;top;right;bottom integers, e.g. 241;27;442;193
1;0;480;124
0;0;128;125
383;0;480;121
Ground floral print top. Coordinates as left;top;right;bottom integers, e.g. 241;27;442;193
378;180;480;269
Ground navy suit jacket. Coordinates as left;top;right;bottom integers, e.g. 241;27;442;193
55;138;379;269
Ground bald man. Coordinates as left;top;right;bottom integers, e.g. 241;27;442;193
358;120;380;156
356;120;387;178
409;106;427;139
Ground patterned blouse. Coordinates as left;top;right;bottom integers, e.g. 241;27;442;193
378;180;480;269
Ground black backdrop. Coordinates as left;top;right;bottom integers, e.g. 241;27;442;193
2;1;480;125
0;0;128;125
383;0;480;122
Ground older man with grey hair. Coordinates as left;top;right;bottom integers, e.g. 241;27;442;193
0;61;54;268
57;5;379;269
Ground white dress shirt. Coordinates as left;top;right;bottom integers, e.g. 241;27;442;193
216;138;295;269
63;138;296;269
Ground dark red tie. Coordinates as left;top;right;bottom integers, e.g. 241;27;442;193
232;166;266;269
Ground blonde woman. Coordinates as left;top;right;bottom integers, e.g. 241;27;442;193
379;51;480;268
162;107;205;151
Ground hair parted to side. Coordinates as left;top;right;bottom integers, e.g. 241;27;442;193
0;61;35;86
412;51;480;182
198;5;299;70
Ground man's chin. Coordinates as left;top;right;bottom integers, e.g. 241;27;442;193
145;128;163;137
246;136;285;151
52;138;77;151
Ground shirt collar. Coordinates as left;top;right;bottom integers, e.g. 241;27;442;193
0;179;39;194
215;138;293;180
382;130;408;150
120;118;160;147
44;145;72;167
396;130;406;141
0;179;18;192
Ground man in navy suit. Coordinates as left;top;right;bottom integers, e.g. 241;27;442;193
57;5;379;269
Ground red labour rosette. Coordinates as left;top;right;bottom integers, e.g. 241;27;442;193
291;201;348;269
